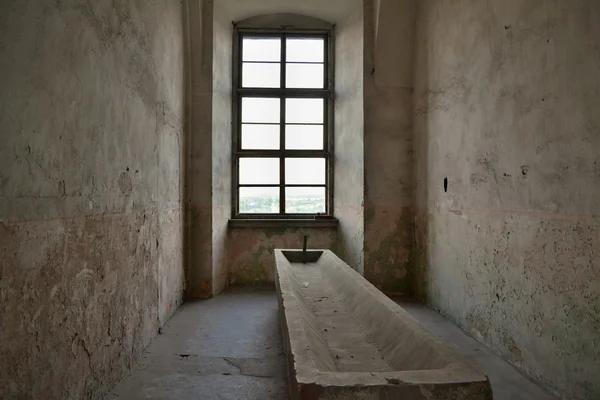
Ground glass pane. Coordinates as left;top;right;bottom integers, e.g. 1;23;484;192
285;98;324;124
286;63;324;89
242;63;280;88
242;98;280;123
241;124;280;150
286;125;323;150
240;187;280;214
239;158;279;184
286;187;326;214
285;158;326;185
286;38;324;62
243;37;281;62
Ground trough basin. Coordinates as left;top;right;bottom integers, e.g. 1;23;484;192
275;249;493;399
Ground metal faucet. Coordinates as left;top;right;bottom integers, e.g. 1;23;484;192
302;235;308;263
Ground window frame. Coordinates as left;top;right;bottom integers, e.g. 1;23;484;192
231;25;335;219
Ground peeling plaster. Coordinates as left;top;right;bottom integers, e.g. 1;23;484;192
413;0;600;398
0;0;185;398
227;228;338;286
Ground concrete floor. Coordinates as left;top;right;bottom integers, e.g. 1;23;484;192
394;297;556;400
107;287;555;400
107;287;288;400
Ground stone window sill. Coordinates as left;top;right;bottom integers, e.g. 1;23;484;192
228;218;338;229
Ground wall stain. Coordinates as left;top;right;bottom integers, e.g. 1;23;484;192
227;228;338;286
364;205;414;295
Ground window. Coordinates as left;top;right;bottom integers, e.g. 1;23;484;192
233;28;333;218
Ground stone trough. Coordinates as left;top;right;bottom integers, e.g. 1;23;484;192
275;249;493;399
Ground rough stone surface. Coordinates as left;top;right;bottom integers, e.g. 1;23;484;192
275;249;492;399
228;228;338;286
413;1;600;399
107;287;288;400
396;297;555;400
0;0;185;398
107;288;553;400
364;0;416;294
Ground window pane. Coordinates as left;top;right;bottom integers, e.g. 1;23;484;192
286;38;324;62
285;158;326;185
242;63;280;88
243;37;281;62
240;158;280;184
240;187;280;214
286;63;324;89
242;98;280;123
286;187;326;214
285;125;323;150
285;98;324;124
242;124;280;150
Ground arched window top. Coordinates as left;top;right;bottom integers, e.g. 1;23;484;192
235;13;334;31
231;13;335;218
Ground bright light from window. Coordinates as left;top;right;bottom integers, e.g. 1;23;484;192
237;34;329;215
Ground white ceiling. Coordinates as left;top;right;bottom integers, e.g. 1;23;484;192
216;0;362;24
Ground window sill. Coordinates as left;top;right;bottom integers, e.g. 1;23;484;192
228;218;338;229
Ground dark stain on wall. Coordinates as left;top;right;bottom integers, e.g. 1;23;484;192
364;205;414;295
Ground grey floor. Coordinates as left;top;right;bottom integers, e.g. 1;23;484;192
108;288;288;400
107;287;555;400
394;297;556;400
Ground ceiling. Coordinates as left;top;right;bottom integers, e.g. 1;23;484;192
216;0;363;24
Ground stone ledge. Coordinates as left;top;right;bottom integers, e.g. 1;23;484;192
228;219;339;229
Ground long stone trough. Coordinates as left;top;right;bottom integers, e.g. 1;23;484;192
275;249;493;399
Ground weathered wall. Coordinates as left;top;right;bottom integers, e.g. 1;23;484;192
216;0;361;23
212;4;232;296
413;1;600;398
0;0;185;399
334;5;364;273
363;0;416;294
228;228;338;285
216;0;362;285
186;0;214;298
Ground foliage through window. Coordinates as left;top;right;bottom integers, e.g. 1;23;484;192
233;29;332;218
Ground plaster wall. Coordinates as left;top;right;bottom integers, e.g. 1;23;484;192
374;0;416;89
0;0;185;398
186;0;214;298
213;0;362;285
228;228;338;286
212;3;233;296
363;0;416;294
216;0;361;24
413;1;600;398
334;5;365;273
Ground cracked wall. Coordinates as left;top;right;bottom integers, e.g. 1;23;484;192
0;0;185;398
413;0;600;398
